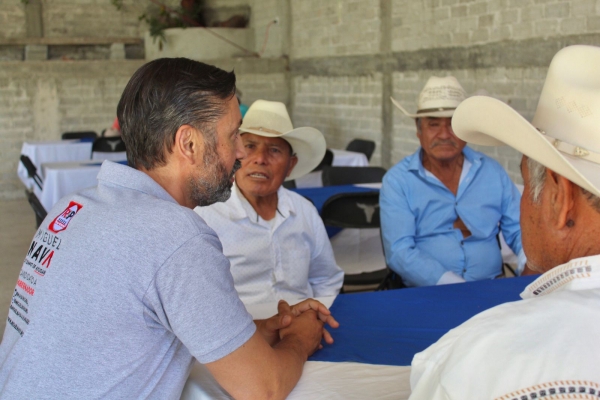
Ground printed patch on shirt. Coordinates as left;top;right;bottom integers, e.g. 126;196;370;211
48;201;83;233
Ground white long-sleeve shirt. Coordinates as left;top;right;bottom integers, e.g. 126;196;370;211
195;183;344;305
409;254;600;399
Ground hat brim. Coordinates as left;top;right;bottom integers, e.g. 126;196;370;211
239;126;326;181
390;96;456;118
452;96;600;198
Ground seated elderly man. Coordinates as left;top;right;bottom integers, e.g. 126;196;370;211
381;76;525;287
196;100;344;305
409;45;600;398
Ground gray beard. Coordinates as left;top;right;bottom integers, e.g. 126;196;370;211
189;159;241;207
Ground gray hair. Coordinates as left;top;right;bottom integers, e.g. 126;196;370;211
527;157;600;213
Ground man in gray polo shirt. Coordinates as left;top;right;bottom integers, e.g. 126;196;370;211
0;58;336;399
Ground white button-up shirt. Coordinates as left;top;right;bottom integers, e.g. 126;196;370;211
195;184;344;305
409;254;600;399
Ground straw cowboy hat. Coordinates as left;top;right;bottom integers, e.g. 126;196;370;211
239;100;326;181
390;76;467;118
452;45;600;198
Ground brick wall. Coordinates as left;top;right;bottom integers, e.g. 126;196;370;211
237;73;288;105
292;74;383;165
391;68;547;183
290;0;381;59
0;1;26;39
391;0;600;51
0;61;143;199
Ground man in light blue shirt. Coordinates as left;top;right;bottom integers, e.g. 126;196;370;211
382;76;525;287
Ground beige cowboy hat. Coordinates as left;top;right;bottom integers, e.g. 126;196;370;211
452;45;600;198
239;100;326;181
391;76;467;118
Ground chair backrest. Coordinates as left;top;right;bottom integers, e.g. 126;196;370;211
20;155;43;190
92;137;126;153
321;166;386;186
321;191;380;229
62;131;98;141
346;139;376;161
282;180;296;189
311;149;334;172
25;190;47;228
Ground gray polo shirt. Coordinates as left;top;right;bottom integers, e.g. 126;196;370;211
0;161;254;399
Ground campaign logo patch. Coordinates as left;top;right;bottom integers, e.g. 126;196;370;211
48;201;83;233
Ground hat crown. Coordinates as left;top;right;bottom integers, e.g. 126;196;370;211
240;100;294;134
417;76;466;112
532;45;600;154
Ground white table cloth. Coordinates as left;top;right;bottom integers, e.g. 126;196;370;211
18;140;93;189
295;149;370;189
35;161;104;211
181;296;411;399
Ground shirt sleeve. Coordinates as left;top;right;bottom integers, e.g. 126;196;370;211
306;204;344;297
144;232;255;364
380;171;454;286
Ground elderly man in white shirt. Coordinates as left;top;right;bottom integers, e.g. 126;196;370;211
196;100;344;305
409;45;600;398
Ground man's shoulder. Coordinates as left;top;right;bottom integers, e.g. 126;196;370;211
282;187;318;211
382;150;420;188
465;146;505;171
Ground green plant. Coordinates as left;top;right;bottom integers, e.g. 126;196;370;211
112;0;206;50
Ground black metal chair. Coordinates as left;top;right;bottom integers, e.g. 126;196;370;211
92;137;126;153
61;131;98;141
321;191;389;290
321;166;386;186
20;155;43;190
25;190;47;228
311;149;334;172
346;139;376;161
20;155;47;227
282;180;296;189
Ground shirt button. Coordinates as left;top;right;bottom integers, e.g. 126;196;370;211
463;269;466;273
461;241;464;245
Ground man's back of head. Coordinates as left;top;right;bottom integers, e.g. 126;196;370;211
117;57;237;171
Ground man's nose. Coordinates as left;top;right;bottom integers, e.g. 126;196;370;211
439;121;454;137
252;147;268;164
235;137;246;160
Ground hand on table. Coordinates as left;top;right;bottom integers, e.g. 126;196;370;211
256;299;339;347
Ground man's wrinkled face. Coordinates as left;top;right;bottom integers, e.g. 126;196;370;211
189;96;244;206
235;133;298;199
417;117;467;163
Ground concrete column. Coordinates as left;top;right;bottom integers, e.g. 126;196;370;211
110;43;126;60
379;0;393;169
25;0;44;38
25;45;47;61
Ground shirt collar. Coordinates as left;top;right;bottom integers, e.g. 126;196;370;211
521;254;600;299
96;161;178;204
409;146;481;172
227;182;297;223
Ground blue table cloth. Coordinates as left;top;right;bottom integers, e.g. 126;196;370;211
309;275;538;366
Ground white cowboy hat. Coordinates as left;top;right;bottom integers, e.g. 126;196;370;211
239;100;326;181
390;76;467;118
452;45;600;198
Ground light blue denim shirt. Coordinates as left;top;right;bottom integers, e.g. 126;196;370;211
380;146;524;287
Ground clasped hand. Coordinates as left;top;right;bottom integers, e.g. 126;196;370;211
256;299;339;349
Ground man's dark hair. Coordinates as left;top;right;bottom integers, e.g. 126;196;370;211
117;58;236;170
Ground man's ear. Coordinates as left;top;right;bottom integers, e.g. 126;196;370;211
548;169;576;230
285;155;299;178
174;124;204;165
